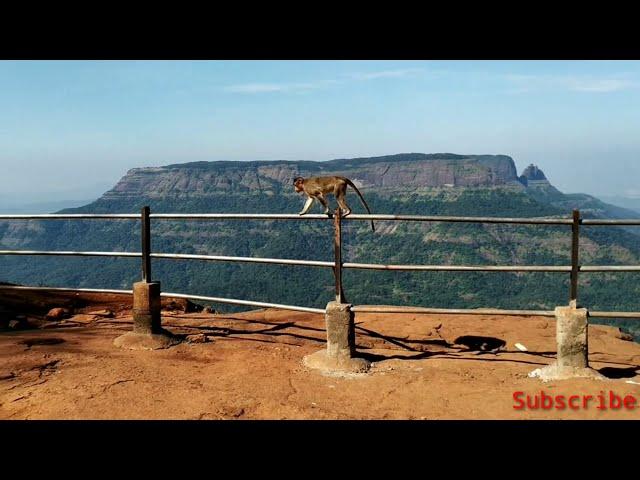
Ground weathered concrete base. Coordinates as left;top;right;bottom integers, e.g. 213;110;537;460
304;301;371;375
303;349;370;375
114;280;178;350
113;329;180;351
555;301;589;369
529;363;606;382
529;301;605;381
132;281;161;334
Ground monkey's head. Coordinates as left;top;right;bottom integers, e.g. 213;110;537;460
293;176;304;193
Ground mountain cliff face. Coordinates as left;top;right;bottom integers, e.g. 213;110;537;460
93;154;634;220
519;164;548;183
102;153;521;201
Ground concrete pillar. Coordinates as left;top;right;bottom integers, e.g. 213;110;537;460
529;301;604;381
303;302;370;374
113;281;179;350
132;281;161;334
555;301;588;368
325;301;356;360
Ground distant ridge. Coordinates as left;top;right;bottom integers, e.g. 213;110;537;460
108;153;520;202
163;152;510;169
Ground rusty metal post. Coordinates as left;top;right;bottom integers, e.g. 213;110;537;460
333;208;345;303
114;205;179;350
570;209;580;304
141;206;151;282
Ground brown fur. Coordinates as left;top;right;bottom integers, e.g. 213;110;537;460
293;176;375;231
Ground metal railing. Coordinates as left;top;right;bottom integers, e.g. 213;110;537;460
2;207;640;319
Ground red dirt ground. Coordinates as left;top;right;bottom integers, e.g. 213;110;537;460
1;291;639;419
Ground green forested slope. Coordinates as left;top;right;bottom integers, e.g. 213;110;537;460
1;155;639;340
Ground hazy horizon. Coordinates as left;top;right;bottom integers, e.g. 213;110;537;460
1;60;639;206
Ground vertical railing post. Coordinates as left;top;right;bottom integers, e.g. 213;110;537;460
115;204;178;349
333;207;345;304
529;208;603;381
141;206;151;283
570;209;580;304
304;209;370;373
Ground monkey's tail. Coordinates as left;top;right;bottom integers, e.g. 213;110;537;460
343;178;375;232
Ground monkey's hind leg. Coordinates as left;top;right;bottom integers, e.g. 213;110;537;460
336;196;352;216
317;195;331;215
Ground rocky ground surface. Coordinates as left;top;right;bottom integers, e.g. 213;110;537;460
1;291;639;419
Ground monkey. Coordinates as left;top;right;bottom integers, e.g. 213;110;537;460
293;176;375;231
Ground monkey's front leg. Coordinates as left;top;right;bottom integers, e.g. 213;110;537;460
317;195;331;215
299;197;314;215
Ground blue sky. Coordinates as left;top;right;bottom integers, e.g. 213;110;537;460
0;60;639;204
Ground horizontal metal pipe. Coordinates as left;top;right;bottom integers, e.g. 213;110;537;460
154;253;571;272
150;213;331;220
149;213;574;225
4;250;639;274
580;266;640;272
345;214;573;225
351;305;556;316
0;285;133;295
582;219;640;226
0;250;141;258
0;285;323;313
4;213;638;226
2;285;639;320
149;213;572;224
0;214;139;220
343;263;571;272
160;292;325;314
151;253;334;268
150;250;601;274
588;311;640;319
